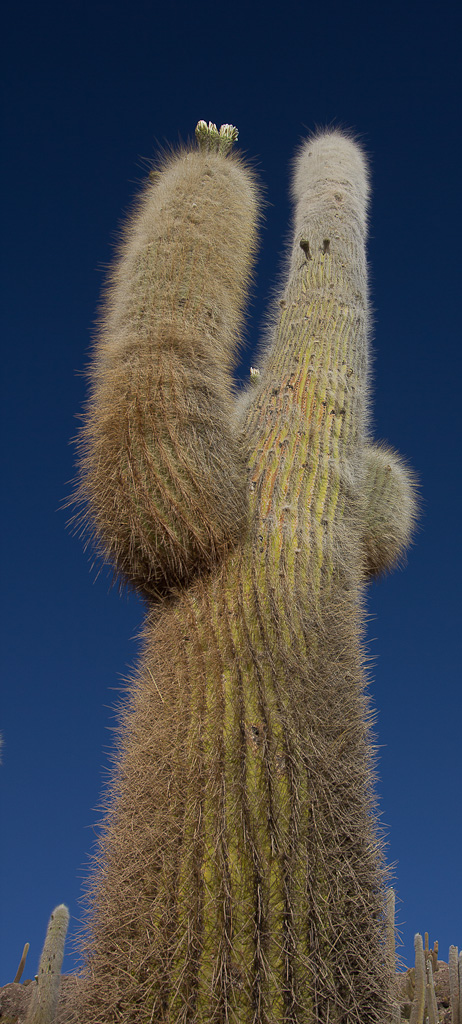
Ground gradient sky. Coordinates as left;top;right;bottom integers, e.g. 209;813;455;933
2;0;460;987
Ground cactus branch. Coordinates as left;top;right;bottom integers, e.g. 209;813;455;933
362;443;418;576
74;133;259;597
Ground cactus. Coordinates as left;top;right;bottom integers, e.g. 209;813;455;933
13;941;30;984
387;888;397;975
25;904;69;1024
70;123;418;1023
410;934;426;1024
425;960;438;1024
402;933;450;1024
449;946;461;1024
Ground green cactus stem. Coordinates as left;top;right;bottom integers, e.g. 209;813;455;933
25;904;69;1024
69;123;418;1024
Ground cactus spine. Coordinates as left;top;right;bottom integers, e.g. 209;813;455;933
26;904;69;1024
71;124;417;1023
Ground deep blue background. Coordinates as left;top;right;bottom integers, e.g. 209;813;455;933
2;0;460;985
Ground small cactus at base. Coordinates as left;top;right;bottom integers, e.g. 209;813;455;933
25;905;69;1024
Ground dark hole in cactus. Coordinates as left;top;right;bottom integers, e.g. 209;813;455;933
322;238;330;253
249;724;265;748
299;238;311;259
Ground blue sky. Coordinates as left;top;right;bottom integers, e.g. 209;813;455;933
1;0;460;986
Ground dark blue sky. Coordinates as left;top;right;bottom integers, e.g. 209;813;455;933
2;0;460;986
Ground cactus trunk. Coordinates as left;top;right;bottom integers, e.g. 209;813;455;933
70;125;418;1024
78;554;388;1023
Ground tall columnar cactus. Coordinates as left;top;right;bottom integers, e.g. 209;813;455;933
71;123;417;1024
449;945;462;1024
26;904;69;1024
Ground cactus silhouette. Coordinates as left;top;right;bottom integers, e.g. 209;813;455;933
71;122;418;1023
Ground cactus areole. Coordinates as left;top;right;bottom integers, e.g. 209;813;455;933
72;123;418;1023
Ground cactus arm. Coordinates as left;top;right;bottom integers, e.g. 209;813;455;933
75;122;259;598
362;442;418;576
25;904;69;1024
244;130;370;568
